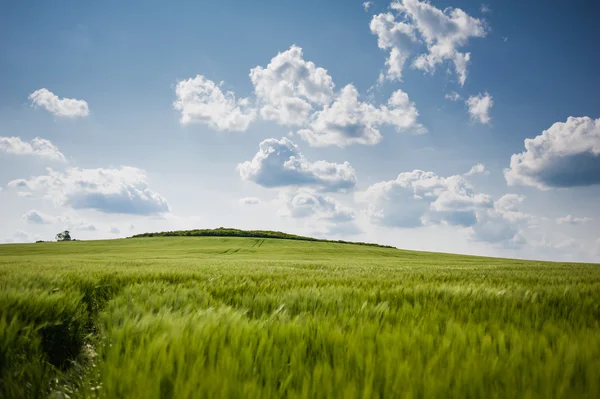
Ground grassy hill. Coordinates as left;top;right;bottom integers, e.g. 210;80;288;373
1;234;599;398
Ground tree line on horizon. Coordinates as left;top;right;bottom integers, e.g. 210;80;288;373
130;227;396;249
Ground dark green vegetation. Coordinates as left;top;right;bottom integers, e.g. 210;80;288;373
1;235;599;398
131;227;395;248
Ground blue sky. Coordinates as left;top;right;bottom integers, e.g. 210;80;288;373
1;0;599;262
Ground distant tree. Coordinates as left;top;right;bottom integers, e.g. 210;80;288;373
56;230;72;242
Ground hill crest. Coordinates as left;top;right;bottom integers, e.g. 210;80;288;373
130;227;395;249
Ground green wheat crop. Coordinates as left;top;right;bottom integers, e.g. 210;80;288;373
1;236;599;398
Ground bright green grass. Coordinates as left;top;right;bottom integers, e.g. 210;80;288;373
1;236;599;398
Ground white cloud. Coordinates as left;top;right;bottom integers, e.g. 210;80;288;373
237;137;357;192
363;1;373;11
556;215;593;225
17;191;33;197
277;189;360;236
358;170;493;228
297;85;424;147
110;226;120;234
29;88;89;118
504;117;600;189
480;4;491;13
0;137;66;161
173;75;256;131
239;197;262;205
2;230;42;244
8;179;30;189
399;0;487;85
465;163;488;176
10;166;169;215
358;170;531;247
21;209;98;231
470;194;532;247
250;46;335;126
180;45;424;146
77;223;97;231
371;0;487;85
369;12;416;81
466;92;493;124
278;190;355;222
445;91;462;102
22;210;55;224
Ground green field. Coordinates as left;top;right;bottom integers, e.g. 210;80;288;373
1;235;599;398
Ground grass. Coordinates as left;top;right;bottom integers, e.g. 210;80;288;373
1;234;599;398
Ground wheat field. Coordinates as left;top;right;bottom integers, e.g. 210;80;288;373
1;236;599;398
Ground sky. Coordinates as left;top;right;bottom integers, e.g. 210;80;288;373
1;0;599;262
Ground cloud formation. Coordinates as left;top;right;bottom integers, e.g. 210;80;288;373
22;210;55;224
358;170;493;228
239;197;262;205
2;230;40;244
556;215;593;225
277;189;360;236
278;190;355;222
174;75;256;131
250;46;335;126
29;88;89;118
445;91;462;102
465;163;487;176
371;0;487;85
504;117;600;189
466;92;493;124
10;166;169;215
297;85;424;147
0;136;66;161
237;137;357;192
369;12;417;81
358;170;529;246
179;45;425;146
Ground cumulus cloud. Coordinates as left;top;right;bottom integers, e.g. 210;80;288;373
369;12;417;80
22;210;55;224
10;166;169;215
0;137;66;161
466;92;493;124
174;75;256;131
371;0;487;85
2;230;41;244
21;209;98;231
465;163;487;176
480;4;491;13
237;137;357;192
278;190;355;222
277;190;360;236
250;46;335;126
297;85;424;147
180;45;425;145
445;91;462;102
76;223;97;231
505;117;600;189
358;170;530;246
29;88;89;118
363;1;373;11
556;215;593;225
358;170;493;228
239;197;262;205
470;194;531;246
